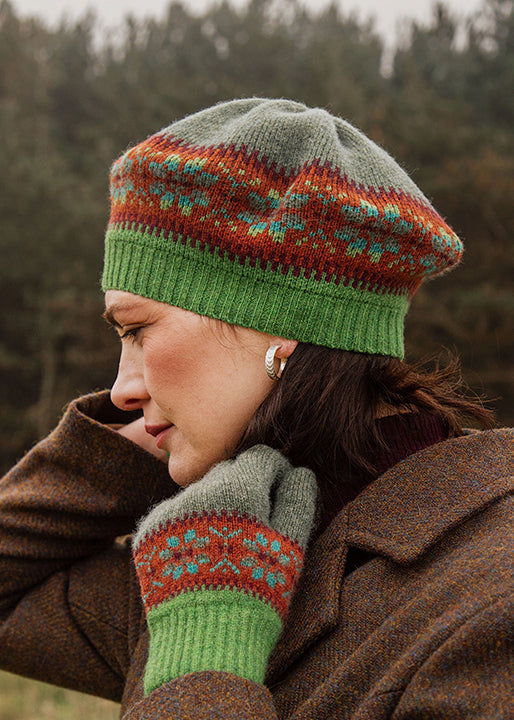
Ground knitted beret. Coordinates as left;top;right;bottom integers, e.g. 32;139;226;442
102;98;463;358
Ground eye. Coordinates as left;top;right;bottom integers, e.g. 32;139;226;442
120;327;142;343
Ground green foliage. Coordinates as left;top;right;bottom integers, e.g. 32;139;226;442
0;0;512;474
0;669;119;719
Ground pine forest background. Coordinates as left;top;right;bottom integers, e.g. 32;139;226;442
1;0;513;478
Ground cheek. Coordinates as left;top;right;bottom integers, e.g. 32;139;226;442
142;338;192;399
141;325;271;458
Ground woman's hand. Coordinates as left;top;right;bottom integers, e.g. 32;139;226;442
132;445;317;694
115;417;169;463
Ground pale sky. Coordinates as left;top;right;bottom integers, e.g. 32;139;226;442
10;0;486;48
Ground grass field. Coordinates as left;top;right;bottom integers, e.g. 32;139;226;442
0;671;119;720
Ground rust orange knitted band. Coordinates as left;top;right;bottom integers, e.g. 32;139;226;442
102;98;463;358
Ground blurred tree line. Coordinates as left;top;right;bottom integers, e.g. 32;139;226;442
0;0;512;471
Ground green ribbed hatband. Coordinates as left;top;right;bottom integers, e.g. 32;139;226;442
102;98;463;358
103;225;407;355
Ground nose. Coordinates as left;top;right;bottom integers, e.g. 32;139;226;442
110;346;149;411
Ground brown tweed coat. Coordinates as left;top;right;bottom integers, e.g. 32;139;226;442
0;392;512;719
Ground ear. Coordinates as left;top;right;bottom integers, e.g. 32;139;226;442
269;338;298;360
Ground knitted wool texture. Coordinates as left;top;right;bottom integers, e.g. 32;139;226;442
102;98;463;358
132;446;317;692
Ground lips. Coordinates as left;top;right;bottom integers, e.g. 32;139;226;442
145;424;174;449
145;424;172;437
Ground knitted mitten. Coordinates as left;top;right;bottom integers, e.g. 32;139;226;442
133;445;317;694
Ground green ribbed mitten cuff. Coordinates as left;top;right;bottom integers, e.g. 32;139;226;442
144;588;282;693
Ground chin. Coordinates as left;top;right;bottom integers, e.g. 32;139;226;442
167;457;213;488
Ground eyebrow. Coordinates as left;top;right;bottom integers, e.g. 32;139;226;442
102;306;124;328
102;303;134;328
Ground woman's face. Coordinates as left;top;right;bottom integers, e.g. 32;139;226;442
105;290;294;486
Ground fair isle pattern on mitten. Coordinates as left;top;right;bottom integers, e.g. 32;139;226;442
133;511;305;691
134;511;304;620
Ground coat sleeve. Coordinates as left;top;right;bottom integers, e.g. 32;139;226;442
0;391;173;701
124;672;279;719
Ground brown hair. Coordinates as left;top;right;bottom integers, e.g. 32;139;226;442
237;344;495;513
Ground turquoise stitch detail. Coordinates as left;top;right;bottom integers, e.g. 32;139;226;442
383;204;401;222
368;241;384;263
333;227;351;241
186;562;198;574
270;540;281;552
184;529;196;543
167;536;180;548
360;199;379;218
148;161;168;178
256;533;268;547
209;526;243;540
248;222;267;236
251;567;264;580
286;192;309;205
149;182;166;195
241;539;260;553
339;203;363;223
193;536;210;548
266;189;281;208
164;154;182;172
248;192;269;211
413;217;428;236
238;211;262;224
237;189;279;212
198;171;219;186
393;218;414;234
278;553;290;566
184;158;208;173
385;240;400;254
160;192;175;209
142;580;163;605
210;559;240;573
112;179;134;203
420;254;438;273
266;572;279;588
281;213;306;230
432;231;455;251
346;237;367;257
268;221;286;243
178;196;194;216
135;545;157;568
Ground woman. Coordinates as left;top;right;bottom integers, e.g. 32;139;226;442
1;98;512;718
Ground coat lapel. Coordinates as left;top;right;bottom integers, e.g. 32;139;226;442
266;428;514;683
266;508;350;683
346;429;514;563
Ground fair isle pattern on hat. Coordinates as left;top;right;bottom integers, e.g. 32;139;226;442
103;98;463;358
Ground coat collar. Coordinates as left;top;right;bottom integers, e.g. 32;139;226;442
266;429;514;683
346;428;514;562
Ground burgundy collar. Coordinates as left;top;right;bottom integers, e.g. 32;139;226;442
316;412;450;535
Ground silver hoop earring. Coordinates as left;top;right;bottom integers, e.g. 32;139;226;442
265;345;287;381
